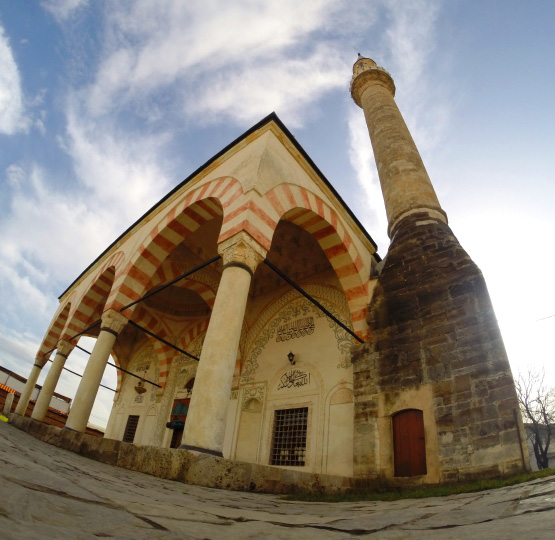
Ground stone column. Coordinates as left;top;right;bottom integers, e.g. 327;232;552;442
32;340;74;422
350;56;447;236
182;232;266;456
3;391;15;415
14;360;44;416
65;310;128;432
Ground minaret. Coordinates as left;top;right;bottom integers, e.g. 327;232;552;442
349;56;528;483
350;56;446;237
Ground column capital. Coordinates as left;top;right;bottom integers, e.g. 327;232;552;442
100;309;128;336
35;355;47;369
218;231;267;275
56;339;75;358
350;56;395;107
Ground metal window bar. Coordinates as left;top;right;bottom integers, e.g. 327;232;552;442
270;407;308;466
122;415;140;443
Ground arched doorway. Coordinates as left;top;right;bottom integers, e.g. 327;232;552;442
393;409;427;477
167;378;195;448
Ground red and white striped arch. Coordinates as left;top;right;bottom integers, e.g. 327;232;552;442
155;319;210;390
231;184;369;340
105;176;243;313
62;266;116;341
36;302;72;365
108;304;168;394
147;259;217;308
176;319;210;353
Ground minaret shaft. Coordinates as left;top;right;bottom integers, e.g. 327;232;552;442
350;58;446;236
349;56;527;483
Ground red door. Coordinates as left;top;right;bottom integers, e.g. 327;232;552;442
393;409;427;477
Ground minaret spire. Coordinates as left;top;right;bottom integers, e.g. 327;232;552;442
350;56;447;237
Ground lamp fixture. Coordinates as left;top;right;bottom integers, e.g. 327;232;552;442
134;366;149;394
287;351;295;365
134;380;146;394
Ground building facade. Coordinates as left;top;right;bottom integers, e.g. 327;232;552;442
16;58;529;485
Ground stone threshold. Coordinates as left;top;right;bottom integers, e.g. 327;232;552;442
8;413;377;495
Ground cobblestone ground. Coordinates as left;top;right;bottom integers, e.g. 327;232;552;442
1;421;554;539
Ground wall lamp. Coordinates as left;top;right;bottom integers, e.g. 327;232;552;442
287;352;296;365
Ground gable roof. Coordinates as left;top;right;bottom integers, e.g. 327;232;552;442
59;112;379;298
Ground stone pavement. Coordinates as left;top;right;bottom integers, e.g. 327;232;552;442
1;421;554;540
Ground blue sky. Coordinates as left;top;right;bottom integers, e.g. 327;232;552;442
1;0;554;428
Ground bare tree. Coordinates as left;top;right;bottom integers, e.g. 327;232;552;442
515;369;555;469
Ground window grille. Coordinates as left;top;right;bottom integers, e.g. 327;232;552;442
270;407;308;466
122;415;140;443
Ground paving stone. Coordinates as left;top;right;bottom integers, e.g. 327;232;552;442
1;421;554;539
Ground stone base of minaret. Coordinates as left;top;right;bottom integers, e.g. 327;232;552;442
351;215;529;483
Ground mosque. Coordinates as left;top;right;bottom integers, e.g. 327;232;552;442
14;57;529;485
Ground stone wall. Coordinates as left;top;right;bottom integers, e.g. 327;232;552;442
8;413;380;495
352;212;528;483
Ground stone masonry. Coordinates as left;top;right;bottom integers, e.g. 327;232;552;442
352;212;528;482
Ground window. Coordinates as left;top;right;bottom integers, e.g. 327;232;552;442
122;415;140;443
270;407;308;466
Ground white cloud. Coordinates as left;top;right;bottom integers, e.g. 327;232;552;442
0;108;174;345
347;108;389;252
384;0;439;89
0;326;41;374
64;102;172;225
41;0;89;22
5;164;25;188
1;165;114;288
383;0;449;152
187;44;349;128
0;24;28;134
85;1;367;126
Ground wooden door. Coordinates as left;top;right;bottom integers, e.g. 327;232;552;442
393;409;427;477
169;398;189;449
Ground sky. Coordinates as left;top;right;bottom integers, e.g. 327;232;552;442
1;0;554;429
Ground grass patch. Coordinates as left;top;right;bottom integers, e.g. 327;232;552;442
282;468;555;502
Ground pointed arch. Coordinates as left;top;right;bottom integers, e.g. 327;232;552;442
105;177;242;313
63;266;116;339
36;301;72;363
263;184;369;339
147;259;218;308
153;319;209;390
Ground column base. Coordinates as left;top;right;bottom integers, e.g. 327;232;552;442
178;443;223;457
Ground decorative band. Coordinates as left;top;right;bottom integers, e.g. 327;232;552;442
179;443;223;457
222;261;253;277
100;326;119;337
33;363;43;369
